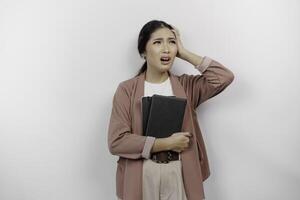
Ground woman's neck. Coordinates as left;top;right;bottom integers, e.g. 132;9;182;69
145;68;169;83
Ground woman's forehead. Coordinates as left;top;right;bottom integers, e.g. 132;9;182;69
150;28;175;40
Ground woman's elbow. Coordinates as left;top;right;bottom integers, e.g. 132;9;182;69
108;138;119;155
227;71;235;84
223;69;234;86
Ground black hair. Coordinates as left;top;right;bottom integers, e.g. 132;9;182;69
135;20;174;77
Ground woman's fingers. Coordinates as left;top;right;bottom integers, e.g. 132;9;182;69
170;24;180;37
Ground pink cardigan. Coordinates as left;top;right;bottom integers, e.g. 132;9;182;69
107;56;234;200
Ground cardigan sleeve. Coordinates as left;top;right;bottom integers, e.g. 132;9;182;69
178;56;234;109
107;83;155;159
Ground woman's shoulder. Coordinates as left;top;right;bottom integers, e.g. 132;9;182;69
120;75;138;84
116;75;139;92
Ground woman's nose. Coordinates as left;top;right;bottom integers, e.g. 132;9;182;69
163;45;170;53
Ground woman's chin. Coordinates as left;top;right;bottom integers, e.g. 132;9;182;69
159;63;172;72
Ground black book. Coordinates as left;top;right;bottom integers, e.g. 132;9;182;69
142;94;187;138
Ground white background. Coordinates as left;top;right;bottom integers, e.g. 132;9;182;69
0;0;299;199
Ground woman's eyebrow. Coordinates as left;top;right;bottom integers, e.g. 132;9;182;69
153;37;176;40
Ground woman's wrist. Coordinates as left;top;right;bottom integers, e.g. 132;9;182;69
151;138;172;153
180;49;204;67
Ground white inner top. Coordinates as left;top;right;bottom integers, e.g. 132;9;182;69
144;77;173;97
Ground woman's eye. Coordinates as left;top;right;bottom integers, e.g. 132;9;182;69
153;41;176;44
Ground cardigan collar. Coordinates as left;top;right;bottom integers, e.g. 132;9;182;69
136;70;187;101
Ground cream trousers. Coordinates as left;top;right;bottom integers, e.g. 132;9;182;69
117;155;188;200
142;158;188;200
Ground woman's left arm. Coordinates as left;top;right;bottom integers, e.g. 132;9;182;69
178;55;235;109
171;25;235;109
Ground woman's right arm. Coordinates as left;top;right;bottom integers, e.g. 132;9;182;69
107;84;155;159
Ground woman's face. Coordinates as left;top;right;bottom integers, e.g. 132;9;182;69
144;27;178;73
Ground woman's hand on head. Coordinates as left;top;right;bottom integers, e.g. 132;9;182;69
170;25;187;60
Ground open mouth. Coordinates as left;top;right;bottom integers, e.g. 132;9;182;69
160;56;171;64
